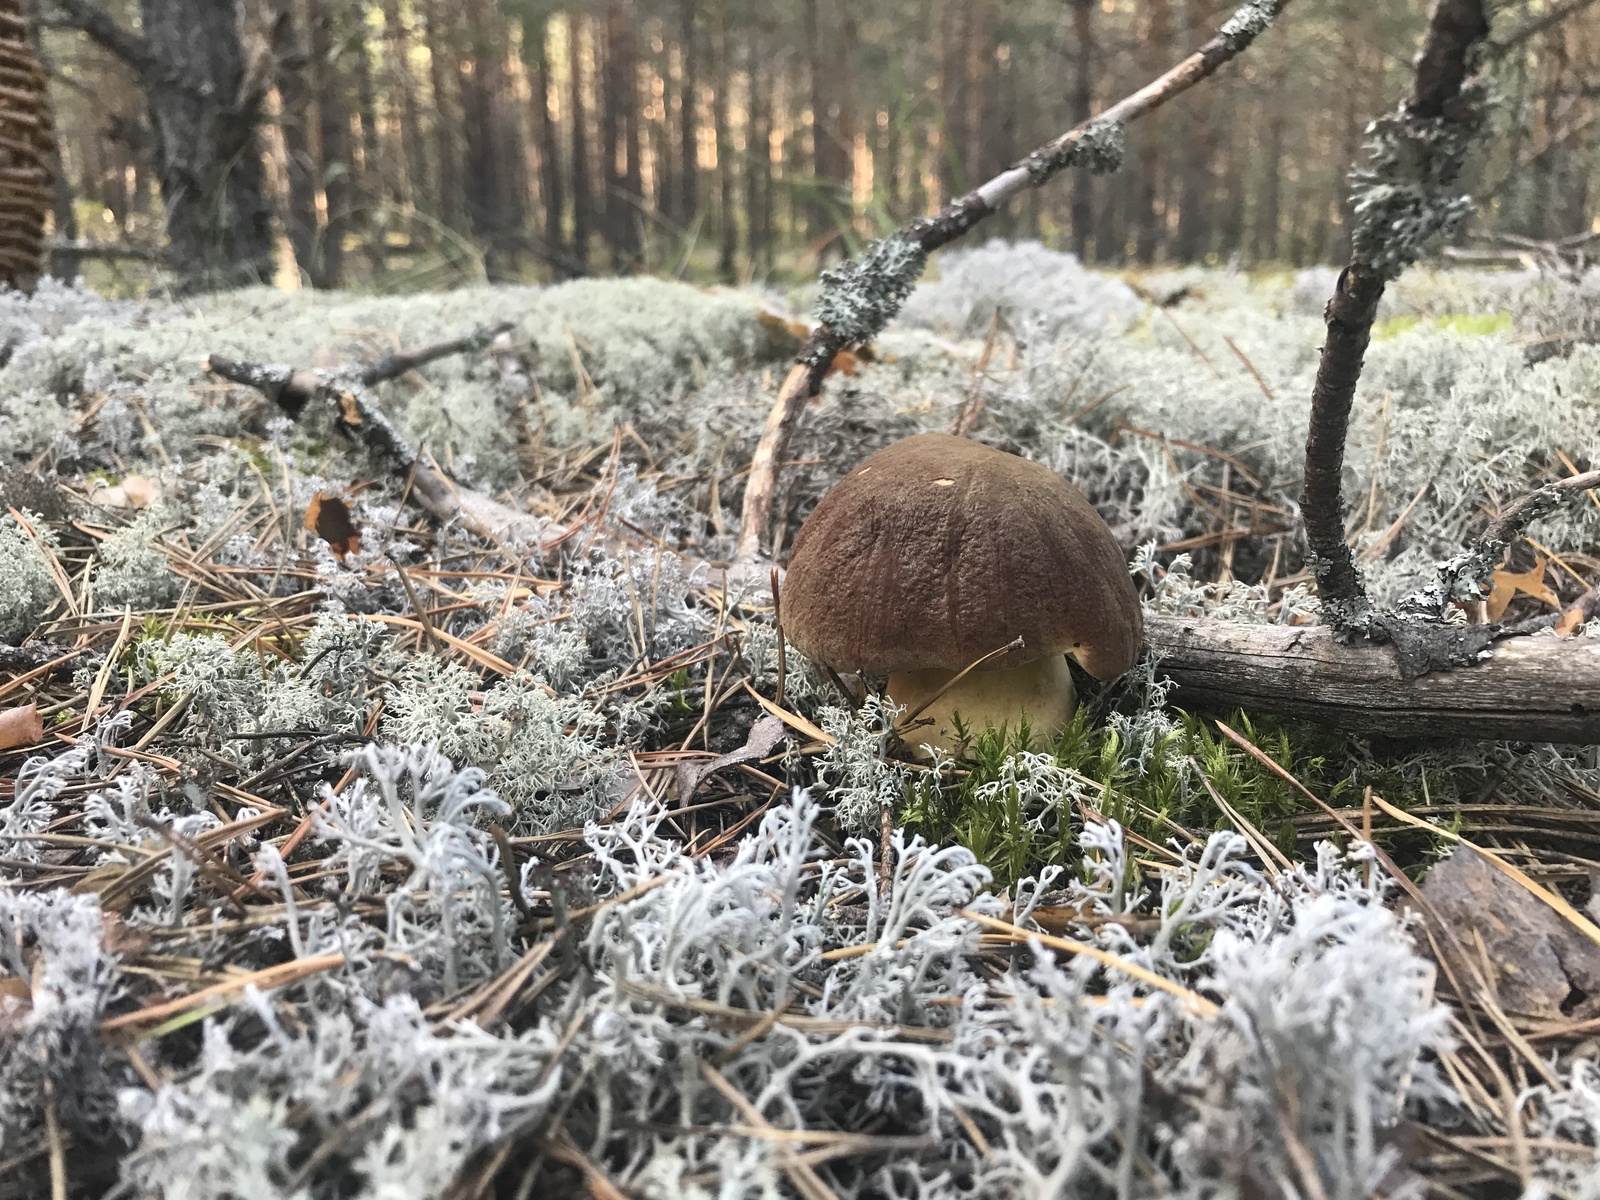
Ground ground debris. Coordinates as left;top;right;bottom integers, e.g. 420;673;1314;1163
1420;843;1600;1020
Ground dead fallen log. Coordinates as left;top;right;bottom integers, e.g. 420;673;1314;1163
1144;614;1600;743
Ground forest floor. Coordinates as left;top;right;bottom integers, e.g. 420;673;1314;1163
2;244;1599;1198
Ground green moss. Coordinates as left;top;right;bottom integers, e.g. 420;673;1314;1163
1373;311;1512;339
900;709;1352;890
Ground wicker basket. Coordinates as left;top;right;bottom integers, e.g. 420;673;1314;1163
0;2;55;294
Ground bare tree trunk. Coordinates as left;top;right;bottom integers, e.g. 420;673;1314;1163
1173;1;1218;261
57;0;278;292
268;0;320;283
520;9;566;268
568;9;594;271
746;23;773;275
352;0;386;273
423;0;464;231
459;0;522;278
803;0;831;242
677;0;697;226
310;0;352;286
599;3;641;268
1253;61;1287;260
1134;0;1171;263
381;0;429;214
713;0;736;281
1069;0;1094;259
621;4;642;265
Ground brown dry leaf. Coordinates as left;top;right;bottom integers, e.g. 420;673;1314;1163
0;702;44;750
1420;845;1600;1019
1486;556;1561;622
335;390;364;426
674;714;785;803
305;493;361;559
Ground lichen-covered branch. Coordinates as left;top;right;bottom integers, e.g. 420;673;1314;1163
735;0;1294;562
1300;0;1491;634
1405;469;1600;617
206;331;554;550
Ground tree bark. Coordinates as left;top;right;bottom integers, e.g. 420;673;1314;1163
0;1;55;293
712;0;736;281
1069;0;1095;260
1134;0;1172;264
268;0;321;284
352;0;386;273
568;9;593;271
381;0;430;215
422;0;464;231
309;0;353;287
1145;615;1600;744
459;0;523;278
676;0;697;225
520;9;566;266
746;22;773;275
57;0;278;292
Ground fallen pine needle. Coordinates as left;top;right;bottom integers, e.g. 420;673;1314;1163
958;910;1220;1018
1366;792;1600;950
101;954;346;1033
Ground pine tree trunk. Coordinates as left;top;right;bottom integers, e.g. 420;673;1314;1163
269;0;321;283
652;31;674;228
460;0;522;278
423;0;464;232
677;0;698;226
310;0;353;287
620;4;643;267
568;10;594;271
1069;0;1095;260
520;11;566;266
1253;71;1285;261
713;0;736;281
1173;1;1217;262
0;1;53;293
381;0;429;215
352;0;386;273
1134;0;1171;264
58;0;279;291
746;24;773;275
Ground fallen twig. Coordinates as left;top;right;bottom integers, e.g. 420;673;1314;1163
206;328;556;549
1146;613;1600;743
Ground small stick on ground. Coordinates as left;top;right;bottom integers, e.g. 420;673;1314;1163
207;329;556;549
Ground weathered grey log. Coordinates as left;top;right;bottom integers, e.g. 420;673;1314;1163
1144;614;1600;743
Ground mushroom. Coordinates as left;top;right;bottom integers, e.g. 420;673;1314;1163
780;432;1142;755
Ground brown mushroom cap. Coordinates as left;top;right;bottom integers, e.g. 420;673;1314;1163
781;433;1142;679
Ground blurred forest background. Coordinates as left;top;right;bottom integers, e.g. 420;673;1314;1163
22;0;1600;293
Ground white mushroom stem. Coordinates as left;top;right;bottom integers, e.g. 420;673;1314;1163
888;656;1077;757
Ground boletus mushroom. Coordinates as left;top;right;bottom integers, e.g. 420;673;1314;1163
781;432;1142;755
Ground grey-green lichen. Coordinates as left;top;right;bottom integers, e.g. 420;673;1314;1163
1025;119;1127;186
1218;0;1284;48
1349;87;1490;282
813;232;929;345
0;511;58;644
